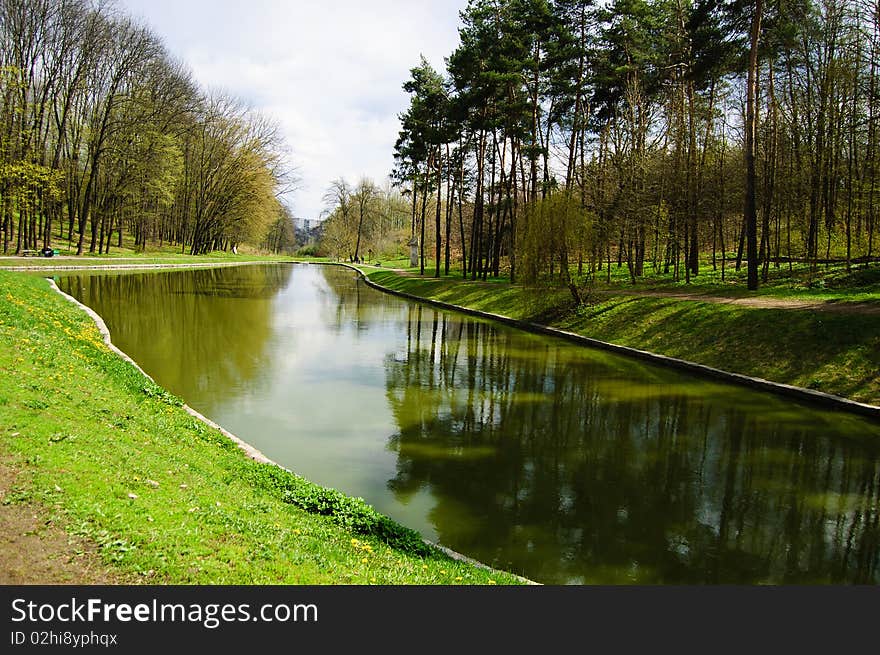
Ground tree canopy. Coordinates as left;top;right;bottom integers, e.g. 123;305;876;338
0;0;296;256
325;0;880;292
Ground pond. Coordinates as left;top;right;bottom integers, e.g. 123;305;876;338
57;263;880;584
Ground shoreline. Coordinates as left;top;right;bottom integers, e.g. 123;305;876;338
7;259;875;584
321;261;880;421
42;257;880;419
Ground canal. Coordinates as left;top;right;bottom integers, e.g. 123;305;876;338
58;263;880;584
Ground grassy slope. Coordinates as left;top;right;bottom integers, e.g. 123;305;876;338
0;271;522;585
365;268;880;406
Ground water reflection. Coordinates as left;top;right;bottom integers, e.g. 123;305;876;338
59;263;880;584
57;265;292;407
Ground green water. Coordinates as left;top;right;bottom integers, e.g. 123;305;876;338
58;263;880;584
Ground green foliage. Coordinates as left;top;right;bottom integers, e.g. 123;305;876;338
385;0;880;292
140;382;184;406
239;462;433;557
0;161;64;204
0;2;290;257
295;244;322;257
517;191;593;286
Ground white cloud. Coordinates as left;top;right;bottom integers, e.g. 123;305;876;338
117;0;465;220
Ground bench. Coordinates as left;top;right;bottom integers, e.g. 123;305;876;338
21;249;59;257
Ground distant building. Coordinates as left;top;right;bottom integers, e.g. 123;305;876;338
292;217;323;245
292;217;314;231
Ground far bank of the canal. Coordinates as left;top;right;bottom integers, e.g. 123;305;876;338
357;266;880;408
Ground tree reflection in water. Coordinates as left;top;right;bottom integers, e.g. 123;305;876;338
383;302;879;584
58;265;292;415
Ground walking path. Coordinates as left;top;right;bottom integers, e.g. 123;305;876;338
0;457;131;584
598;288;880;315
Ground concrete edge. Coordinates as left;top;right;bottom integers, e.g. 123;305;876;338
45;279;278;465
45;276;537;584
324;261;880;421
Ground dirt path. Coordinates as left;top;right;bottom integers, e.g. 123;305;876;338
598;289;880;315
0;457;131;584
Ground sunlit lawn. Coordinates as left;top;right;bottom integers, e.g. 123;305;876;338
0;271;524;585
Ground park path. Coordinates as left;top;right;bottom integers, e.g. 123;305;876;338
598;288;880;315
0;457;132;584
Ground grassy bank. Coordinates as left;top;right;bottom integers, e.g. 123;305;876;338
363;268;880;406
0;270;523;584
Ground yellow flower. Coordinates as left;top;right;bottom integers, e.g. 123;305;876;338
488;580;496;585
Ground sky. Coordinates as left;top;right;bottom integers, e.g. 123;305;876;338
116;0;467;221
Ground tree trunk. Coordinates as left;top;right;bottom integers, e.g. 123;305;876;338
744;0;762;290
435;145;442;278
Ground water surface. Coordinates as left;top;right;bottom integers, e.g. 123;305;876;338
58;264;880;584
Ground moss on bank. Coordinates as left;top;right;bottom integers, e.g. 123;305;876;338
0;270;523;584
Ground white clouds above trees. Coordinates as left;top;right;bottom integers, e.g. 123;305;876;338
118;0;466;221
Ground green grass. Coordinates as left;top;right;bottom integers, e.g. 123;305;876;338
0;231;331;267
363;267;880;406
0;270;523;585
368;254;880;302
588;259;880;302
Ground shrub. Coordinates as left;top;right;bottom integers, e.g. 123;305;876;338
239;461;433;557
295;244;322;257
